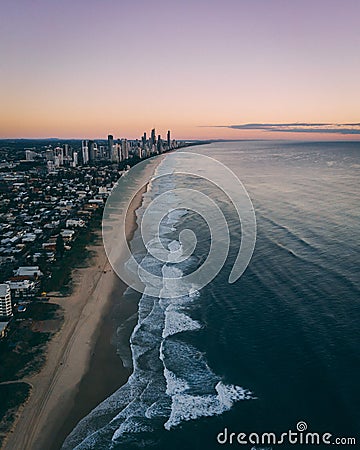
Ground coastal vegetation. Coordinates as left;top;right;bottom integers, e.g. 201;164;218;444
0;303;63;383
0;382;31;448
40;209;103;296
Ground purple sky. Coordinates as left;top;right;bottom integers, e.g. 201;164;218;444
1;0;360;139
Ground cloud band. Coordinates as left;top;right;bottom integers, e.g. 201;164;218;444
204;123;360;135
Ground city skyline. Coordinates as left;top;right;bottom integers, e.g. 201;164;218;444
1;0;360;140
17;127;178;170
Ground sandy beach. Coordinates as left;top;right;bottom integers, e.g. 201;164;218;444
3;159;158;450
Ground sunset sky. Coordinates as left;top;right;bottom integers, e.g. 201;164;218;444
1;0;360;140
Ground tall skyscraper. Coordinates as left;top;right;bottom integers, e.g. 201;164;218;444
157;135;163;153
62;143;72;166
73;151;78;167
88;140;95;162
63;143;70;158
121;139;129;160
151;128;156;147
82;140;89;164
107;134;114;160
167;130;171;149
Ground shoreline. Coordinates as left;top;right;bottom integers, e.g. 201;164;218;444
3;235;116;450
51;183;147;450
3;157;160;450
49;276;131;450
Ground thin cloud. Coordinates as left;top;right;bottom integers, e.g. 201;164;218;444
204;123;360;135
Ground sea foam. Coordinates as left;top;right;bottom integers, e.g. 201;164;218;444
62;156;254;450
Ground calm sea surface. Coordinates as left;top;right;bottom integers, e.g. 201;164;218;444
64;141;360;449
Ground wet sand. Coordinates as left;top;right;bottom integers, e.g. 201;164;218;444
49;277;133;450
50;187;145;449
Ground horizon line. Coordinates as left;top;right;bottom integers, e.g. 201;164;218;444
1;137;360;143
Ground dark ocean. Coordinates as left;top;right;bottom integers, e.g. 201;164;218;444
63;141;360;450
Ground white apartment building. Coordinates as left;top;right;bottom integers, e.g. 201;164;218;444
0;284;12;319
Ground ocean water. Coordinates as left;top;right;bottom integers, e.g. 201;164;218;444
63;141;360;449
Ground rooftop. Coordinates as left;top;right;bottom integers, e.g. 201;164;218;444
0;283;10;296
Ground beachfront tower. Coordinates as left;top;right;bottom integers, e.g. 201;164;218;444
157;135;163;153
107;134;114;160
142;132;147;149
151;128;156;146
0;284;12;320
167;130;171;149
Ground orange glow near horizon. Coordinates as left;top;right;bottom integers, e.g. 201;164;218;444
1;1;359;141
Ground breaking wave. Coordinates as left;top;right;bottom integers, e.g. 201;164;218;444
62;157;253;450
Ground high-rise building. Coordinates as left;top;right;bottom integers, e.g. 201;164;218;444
82;140;89;164
167;130;171;149
111;141;121;163
136;145;142;158
151;128;156;147
62;144;72;166
73;151;78;167
88;140;95;162
157;135;163;153
108;135;114;160
121;139;129;160
0;284;12;319
54;147;64;167
99;145;106;159
118;143;122;162
63;143;70;158
111;145;119;163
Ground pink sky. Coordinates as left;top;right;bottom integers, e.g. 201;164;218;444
1;0;359;140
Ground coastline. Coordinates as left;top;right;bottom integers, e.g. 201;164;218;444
3;235;117;450
2;157;161;450
50;183;147;450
